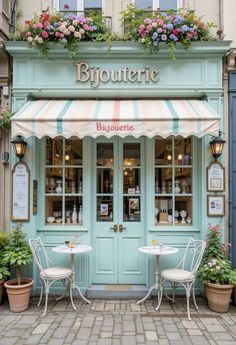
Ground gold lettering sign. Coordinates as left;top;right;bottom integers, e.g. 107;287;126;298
75;62;159;88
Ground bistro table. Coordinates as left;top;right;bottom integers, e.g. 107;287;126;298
137;245;179;304
52;244;92;306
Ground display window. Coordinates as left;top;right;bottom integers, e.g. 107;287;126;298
154;136;193;226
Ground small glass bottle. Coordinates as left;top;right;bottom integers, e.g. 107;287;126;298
72;205;77;224
78;205;83;225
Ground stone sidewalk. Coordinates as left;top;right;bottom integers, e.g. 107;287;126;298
0;297;236;345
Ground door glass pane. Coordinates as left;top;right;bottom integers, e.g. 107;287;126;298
124;196;140;222
97;196;113;221
97;143;113;166
123;143;140;167
96;143;114;222
97;168;113;193
123;168;140;194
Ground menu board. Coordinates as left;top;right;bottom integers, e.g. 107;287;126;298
12;162;30;221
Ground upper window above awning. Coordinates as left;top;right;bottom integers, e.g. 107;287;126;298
11;99;221;139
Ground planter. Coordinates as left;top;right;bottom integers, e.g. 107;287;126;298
206;282;234;313
0;279;5;304
4;278;34;312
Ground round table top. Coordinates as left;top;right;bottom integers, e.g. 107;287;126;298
138;246;179;256
52;245;92;255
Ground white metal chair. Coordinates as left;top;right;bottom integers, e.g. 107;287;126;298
29;237;76;316
156;238;206;320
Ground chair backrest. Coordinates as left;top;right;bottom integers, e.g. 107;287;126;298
177;237;206;277
29;237;52;272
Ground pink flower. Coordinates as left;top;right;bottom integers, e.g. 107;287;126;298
64;3;69;9
141;32;147;38
139;24;145;31
186;33;193;38
216;266;220;270
55;32;61;38
208;262;212;267
156;19;164;26
25;20;30;26
26;31;32;37
144;18;152;25
37;37;43;44
83;24;90;31
37;23;43;29
33;24;37;29
42;31;48;38
146;25;153;31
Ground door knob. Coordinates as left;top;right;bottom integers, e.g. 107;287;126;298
110;224;118;232
119;224;127;233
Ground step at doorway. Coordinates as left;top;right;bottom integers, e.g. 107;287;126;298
87;285;149;299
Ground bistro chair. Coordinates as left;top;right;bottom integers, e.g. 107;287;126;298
156;238;206;320
29;237;76;316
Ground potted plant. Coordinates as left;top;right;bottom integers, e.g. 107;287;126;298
198;224;236;313
3;223;33;312
0;232;10;304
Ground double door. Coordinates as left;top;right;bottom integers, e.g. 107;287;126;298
92;137;145;284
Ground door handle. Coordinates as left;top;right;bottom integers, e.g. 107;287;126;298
119;224;127;233
110;224;118;232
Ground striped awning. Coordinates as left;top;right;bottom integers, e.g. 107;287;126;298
11;99;221;139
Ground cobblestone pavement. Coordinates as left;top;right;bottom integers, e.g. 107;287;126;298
1;297;236;345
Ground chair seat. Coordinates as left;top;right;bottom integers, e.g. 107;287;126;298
41;267;72;279
161;268;194;281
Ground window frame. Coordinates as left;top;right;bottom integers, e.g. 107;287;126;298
133;0;183;10
153;136;196;228
53;0;105;13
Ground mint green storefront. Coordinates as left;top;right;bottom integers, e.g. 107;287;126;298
6;41;229;297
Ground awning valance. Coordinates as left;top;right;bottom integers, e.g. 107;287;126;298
11;99;221;139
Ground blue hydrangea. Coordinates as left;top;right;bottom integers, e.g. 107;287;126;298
53;22;58;28
152;32;158;40
181;25;188;32
92;25;97;30
189;27;194;33
166;23;173;31
62;38;67;43
169;34;178;41
173;15;184;25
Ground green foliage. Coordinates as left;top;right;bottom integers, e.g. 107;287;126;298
3;223;32;285
0;232;10;280
0;110;13;130
198;224;236;285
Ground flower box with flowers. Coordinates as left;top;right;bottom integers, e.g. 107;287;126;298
10;4;216;61
198;224;236;313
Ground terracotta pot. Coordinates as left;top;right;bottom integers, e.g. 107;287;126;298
4;278;34;312
0;279;5;304
206;282;234;313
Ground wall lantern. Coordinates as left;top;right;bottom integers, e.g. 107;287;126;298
209;131;226;160
11;135;27;161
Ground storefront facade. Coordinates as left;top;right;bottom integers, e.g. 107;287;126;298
6;41;229;296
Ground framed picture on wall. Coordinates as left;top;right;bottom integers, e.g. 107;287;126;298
207;195;225;216
207;161;225;192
